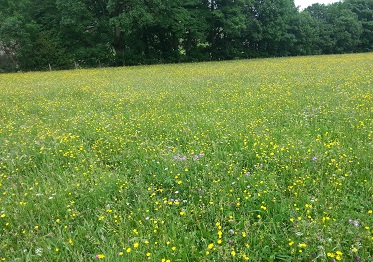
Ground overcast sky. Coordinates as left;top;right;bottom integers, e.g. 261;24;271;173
294;0;341;10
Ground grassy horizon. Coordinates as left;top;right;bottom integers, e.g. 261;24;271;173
0;53;372;261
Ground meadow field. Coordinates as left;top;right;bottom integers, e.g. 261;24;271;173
0;53;372;261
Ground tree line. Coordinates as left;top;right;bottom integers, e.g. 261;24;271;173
0;0;372;72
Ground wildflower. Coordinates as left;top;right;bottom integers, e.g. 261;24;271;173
327;252;335;258
126;248;131;253
207;243;214;249
298;243;306;248
96;254;105;259
231;250;236;256
35;248;43;256
335;251;343;261
134;242;139;248
311;156;317;161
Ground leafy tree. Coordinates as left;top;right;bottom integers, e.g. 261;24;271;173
344;0;373;51
0;0;32;70
1;0;372;71
252;0;299;56
305;2;363;54
203;0;248;59
56;0;113;67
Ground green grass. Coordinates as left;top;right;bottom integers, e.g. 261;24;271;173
0;53;372;261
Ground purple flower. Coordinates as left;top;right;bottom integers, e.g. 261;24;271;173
311;156;317;161
173;155;187;161
193;155;199;161
348;219;360;226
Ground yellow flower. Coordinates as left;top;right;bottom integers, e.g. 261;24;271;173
231;250;236;256
207;243;214;249
126;248;131;253
298;243;306;248
96;254;105;259
134;242;139;248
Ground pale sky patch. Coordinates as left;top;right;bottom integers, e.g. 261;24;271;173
294;0;342;10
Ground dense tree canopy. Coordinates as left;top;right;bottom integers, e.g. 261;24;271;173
0;0;372;71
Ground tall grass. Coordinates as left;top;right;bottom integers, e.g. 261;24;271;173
0;53;372;261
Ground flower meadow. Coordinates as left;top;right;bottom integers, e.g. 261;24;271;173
0;53;372;261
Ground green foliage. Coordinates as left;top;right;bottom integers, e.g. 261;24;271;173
0;0;373;71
